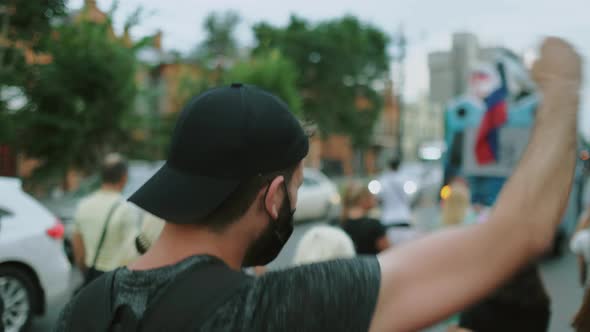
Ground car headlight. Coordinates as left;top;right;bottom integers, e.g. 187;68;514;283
368;180;382;195
403;181;418;195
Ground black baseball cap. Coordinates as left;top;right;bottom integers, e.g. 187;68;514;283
129;83;309;224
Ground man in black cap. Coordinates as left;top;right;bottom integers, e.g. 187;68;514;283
56;37;581;332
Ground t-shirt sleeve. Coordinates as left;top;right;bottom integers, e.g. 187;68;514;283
244;257;381;332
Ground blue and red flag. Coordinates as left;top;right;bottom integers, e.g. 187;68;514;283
475;63;508;165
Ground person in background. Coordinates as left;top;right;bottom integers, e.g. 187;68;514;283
133;211;165;256
377;158;412;227
71;153;140;284
570;205;590;331
341;181;390;254
438;179;475;330
458;214;551;332
293;225;356;265
436;177;550;331
441;179;477;228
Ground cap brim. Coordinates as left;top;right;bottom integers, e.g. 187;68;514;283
128;162;240;224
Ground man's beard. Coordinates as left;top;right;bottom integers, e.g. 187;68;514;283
242;198;294;267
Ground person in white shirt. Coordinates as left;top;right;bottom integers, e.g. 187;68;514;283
72;153;140;284
293;225;356;265
377;158;412;226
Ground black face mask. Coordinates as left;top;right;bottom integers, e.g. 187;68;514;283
242;181;295;267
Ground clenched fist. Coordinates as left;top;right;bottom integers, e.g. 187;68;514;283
531;37;582;89
531;37;582;118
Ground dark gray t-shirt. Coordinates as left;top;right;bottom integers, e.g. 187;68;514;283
55;255;381;331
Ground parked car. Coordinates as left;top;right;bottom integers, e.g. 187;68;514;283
0;177;72;332
295;168;341;223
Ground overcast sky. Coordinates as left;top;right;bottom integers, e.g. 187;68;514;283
69;0;590;137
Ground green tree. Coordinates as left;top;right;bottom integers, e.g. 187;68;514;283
226;50;302;115
138;67;209;160
20;20;137;179
0;0;67;144
253;15;390;147
193;11;240;68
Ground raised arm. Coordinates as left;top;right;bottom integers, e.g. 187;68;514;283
370;37;582;332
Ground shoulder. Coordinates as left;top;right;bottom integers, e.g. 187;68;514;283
229;258;381;330
365;217;383;225
77;192;100;209
378;173;392;183
74;192;102;222
362;218;386;229
253;257;380;294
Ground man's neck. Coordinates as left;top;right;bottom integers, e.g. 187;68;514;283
101;183;122;192
129;223;248;271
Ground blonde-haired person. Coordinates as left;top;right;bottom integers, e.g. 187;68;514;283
341;181;391;255
136;212;165;252
438;179;474;330
441;179;476;228
293;225;356;265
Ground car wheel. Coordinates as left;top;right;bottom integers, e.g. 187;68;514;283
0;266;38;332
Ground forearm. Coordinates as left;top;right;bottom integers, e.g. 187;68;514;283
372;39;580;331
492;89;578;253
374;221;529;331
373;110;578;331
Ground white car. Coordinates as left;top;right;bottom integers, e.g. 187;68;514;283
294;169;341;222
0;177;72;332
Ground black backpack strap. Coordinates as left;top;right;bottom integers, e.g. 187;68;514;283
90;200;122;270
141;259;252;332
67;270;116;332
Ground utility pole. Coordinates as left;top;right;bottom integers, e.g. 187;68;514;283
391;26;407;161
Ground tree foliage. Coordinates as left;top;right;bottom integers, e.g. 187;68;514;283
20;20;137;178
193;10;240;67
0;0;67;144
226;50;302;115
252;15;390;146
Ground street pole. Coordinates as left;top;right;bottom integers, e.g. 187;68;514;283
392;27;407;162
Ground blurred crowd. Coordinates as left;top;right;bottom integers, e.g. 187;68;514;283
70;150;590;331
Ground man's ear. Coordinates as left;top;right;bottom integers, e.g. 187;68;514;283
264;176;285;219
